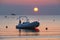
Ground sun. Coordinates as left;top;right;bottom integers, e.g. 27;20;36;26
34;7;38;12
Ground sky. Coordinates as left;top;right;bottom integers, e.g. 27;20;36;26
0;0;60;15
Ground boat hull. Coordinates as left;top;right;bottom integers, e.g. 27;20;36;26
16;21;40;29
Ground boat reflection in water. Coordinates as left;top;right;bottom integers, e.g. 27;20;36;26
16;16;40;36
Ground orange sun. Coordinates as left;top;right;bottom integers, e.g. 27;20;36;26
34;7;38;12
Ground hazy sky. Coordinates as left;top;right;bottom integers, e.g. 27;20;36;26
0;0;60;15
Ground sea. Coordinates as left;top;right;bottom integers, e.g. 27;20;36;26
0;15;60;40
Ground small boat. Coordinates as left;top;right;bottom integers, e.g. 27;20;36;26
11;13;16;15
16;21;40;29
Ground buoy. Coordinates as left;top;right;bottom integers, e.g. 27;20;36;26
46;27;48;30
5;16;7;18
6;26;8;28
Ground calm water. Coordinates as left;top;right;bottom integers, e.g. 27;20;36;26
0;15;60;40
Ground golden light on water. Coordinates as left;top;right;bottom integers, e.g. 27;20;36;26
34;7;38;12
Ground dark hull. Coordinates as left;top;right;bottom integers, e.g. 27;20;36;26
16;21;40;29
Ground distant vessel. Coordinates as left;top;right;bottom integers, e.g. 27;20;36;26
11;13;16;15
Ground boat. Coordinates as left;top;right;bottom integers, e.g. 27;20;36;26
16;21;40;29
